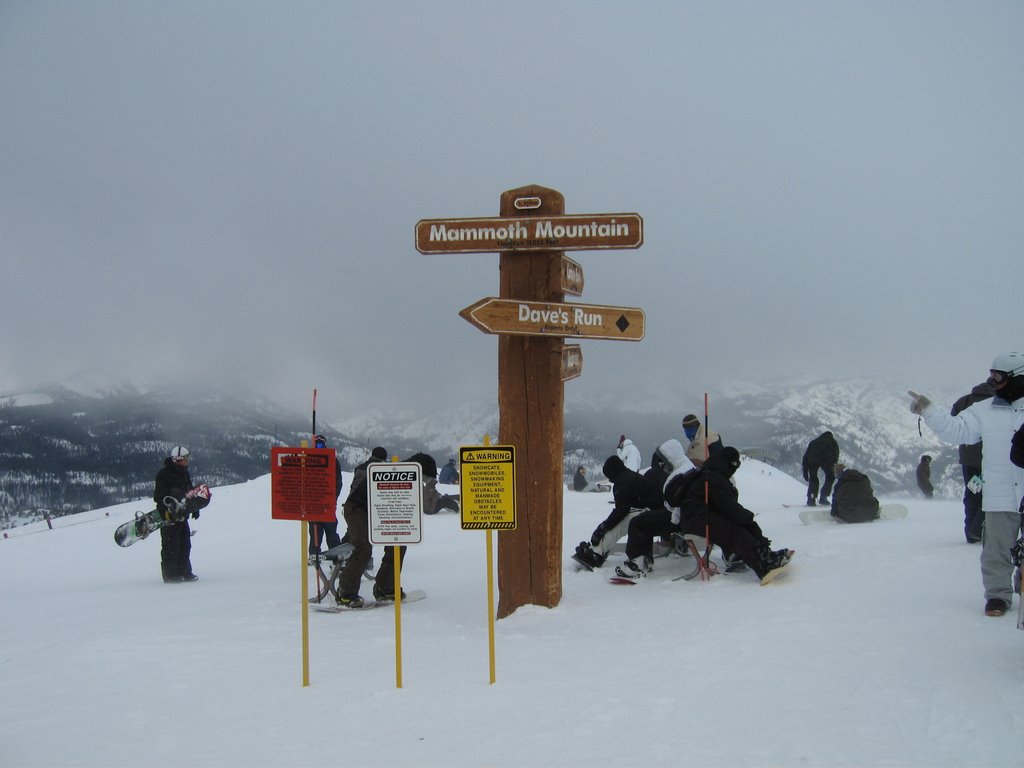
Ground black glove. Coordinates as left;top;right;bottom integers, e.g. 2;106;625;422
191;510;200;520
590;523;608;546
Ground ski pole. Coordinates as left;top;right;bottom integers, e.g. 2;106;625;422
703;392;712;575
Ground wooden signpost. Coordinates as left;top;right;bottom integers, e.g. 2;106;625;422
416;185;644;618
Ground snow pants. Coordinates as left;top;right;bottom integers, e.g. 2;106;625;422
338;502;370;598
160;520;193;582
981;509;1021;604
806;463;836;502
962;465;985;542
594;509;647;556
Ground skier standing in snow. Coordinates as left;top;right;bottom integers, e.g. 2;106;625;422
154;446;199;583
916;455;934;498
951;381;995;542
802;431;840;506
615;435;642;472
336;446;388;608
681;413;722;468
573;447;668;570
910;352;1024;617
308;434;344;561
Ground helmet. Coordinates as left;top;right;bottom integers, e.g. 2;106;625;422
170;446;190;460
314;434;327;448
991;352;1024;378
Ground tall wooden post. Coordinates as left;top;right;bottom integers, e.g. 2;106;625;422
496;185;565;618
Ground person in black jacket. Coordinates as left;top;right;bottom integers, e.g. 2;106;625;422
670;447;791;582
1012;425;1024;470
916;455;934;498
952;382;995;542
572;453;665;570
154;446;199;583
802;431;840;506
831;464;881;522
336;446;388;608
617;447;791;583
308;434;344;559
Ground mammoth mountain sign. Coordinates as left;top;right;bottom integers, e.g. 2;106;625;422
415;213;643;254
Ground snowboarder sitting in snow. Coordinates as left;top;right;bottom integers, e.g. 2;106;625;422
618;447;791;583
830;464;880;523
438;458;459;485
573;445;670;570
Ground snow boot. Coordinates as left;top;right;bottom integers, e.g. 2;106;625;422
336;593;365;609
614;555;651;581
573;542;606;570
984;598;1010;617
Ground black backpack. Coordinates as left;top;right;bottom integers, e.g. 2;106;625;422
831;470;880;523
663;468;700;509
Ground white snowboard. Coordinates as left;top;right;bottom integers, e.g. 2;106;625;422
799;504;908;526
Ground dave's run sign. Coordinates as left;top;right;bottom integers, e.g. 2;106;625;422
459;446;517;530
368;462;423;545
270;447;337;523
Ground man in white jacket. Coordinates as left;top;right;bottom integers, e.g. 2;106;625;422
910;352;1024;617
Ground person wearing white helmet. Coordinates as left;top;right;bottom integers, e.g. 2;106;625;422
910;352;1024;617
154;446;198;583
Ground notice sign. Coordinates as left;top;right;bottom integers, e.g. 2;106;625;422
270;447;337;523
368;462;423;545
459;446;516;530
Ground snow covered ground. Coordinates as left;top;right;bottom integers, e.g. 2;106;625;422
2;457;1022;767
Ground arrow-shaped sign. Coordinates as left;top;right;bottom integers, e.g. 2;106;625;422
459;297;645;341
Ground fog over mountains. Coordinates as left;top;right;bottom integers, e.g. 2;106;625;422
1;375;968;528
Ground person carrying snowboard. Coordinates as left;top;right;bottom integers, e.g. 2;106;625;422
830;464;881;523
154;446;199;583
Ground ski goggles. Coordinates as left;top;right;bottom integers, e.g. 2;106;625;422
989;370;1009;386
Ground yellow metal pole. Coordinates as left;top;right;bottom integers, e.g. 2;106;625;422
393;545;403;688
487;528;496;684
301;519;310;687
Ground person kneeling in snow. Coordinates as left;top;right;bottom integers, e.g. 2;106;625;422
830;464;880;523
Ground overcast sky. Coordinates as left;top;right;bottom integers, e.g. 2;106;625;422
2;2;1021;419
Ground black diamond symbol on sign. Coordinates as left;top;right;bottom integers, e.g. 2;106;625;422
616;315;630;333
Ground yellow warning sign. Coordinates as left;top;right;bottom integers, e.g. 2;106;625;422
459;445;516;530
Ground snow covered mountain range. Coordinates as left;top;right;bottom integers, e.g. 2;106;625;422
1;374;969;528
